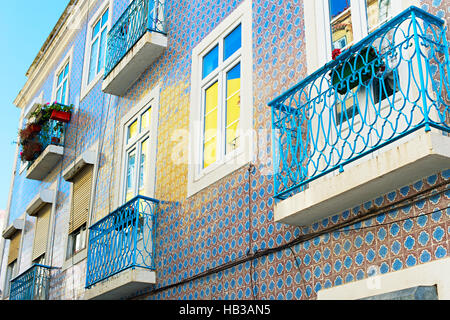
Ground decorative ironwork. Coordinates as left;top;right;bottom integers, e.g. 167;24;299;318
104;0;166;78
85;195;159;288
25;119;66;168
268;6;450;200
9;264;52;300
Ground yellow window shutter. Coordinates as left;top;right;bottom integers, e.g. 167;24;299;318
8;231;21;265
69;165;93;234
32;203;52;261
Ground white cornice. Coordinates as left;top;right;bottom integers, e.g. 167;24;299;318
14;0;102;109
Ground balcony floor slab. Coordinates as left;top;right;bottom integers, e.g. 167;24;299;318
26;145;64;181
84;268;156;300
102;31;167;96
275;130;450;227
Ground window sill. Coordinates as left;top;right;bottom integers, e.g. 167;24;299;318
62;248;87;272
187;147;253;198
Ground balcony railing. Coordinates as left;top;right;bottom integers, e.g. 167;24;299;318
26;119;66;168
9;264;52;300
85;195;159;289
104;0;166;78
269;6;450;200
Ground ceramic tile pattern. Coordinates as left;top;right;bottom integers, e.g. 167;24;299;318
1;0;449;300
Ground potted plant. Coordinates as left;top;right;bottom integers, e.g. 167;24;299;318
20;141;43;162
49;102;72;123
30;102;73;125
19;122;41;146
330;46;384;95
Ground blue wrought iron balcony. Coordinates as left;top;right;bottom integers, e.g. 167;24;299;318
25;118;67;180
102;0;167;96
85;195;159;292
9;264;53;300
269;6;450;206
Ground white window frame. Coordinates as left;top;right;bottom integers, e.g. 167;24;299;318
52;47;74;105
117;85;160;207
80;0;113;101
187;0;253;197
305;0;417;73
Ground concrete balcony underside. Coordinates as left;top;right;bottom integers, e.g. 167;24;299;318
26;145;64;181
84;268;156;300
275;131;450;227
102;31;167;96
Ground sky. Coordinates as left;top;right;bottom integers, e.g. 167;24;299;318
0;1;70;210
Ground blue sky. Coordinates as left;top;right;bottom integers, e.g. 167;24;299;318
0;1;69;210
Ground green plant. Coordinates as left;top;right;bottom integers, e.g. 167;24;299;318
29;102;73;125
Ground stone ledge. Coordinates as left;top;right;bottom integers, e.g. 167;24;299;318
102;31;167;96
84;268;156;300
275;131;450;226
26;145;64;181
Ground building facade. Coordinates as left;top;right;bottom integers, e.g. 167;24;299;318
0;0;449;300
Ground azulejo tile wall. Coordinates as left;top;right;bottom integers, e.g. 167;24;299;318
3;0;450;300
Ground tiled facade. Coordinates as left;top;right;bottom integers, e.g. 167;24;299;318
0;0;449;301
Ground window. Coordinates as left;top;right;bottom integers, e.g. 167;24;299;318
31;204;52;263
88;8;109;84
327;0;397;123
201;25;242;169
4;230;21;297
119;86;159;206
55;62;70;104
124;106;152;202
33;254;45;265
81;0;112;99
188;0;253;197
4;260;17;297
328;0;394;51
66;225;87;259
66;164;93;259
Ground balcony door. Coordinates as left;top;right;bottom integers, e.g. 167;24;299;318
118;87;160;268
309;0;427;179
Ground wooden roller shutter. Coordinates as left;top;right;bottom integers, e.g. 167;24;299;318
8;231;21;265
69;165;93;234
32;203;52;261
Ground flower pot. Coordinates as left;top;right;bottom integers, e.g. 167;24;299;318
51;137;61;145
50;110;71;123
30;124;42;133
21;141;43;162
331;46;383;95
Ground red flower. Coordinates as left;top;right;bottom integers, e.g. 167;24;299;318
332;48;342;60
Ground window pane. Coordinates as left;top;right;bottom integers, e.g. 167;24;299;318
101;9;109;28
88;38;99;83
61;81;67;104
56;88;62;103
202;45;219;79
97;28;108;73
63;63;69;77
203;81;218;168
141;107;152;132
224;24;242;60
92;20;101;39
366;0;392;32
139;139;148;193
329;0;353;50
57;70;64;86
126;151;136;202
128;120;138;142
226;63;241;153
